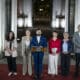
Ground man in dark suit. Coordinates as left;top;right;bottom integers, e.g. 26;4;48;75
30;29;47;80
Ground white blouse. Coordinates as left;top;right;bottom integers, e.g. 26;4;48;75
37;36;41;43
25;40;30;46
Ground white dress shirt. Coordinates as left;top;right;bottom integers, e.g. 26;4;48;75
26;40;30;46
62;41;68;53
37;36;41;43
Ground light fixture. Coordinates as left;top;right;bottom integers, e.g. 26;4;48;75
17;17;24;27
17;14;28;27
41;0;44;1
24;15;28;27
56;19;59;28
52;20;56;28
56;13;65;28
61;19;65;28
46;5;49;7
39;8;44;11
24;17;28;27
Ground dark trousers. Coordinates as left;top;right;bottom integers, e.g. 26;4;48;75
75;53;80;76
7;56;17;72
61;53;70;76
32;52;44;79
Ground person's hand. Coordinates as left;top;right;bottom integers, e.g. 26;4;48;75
5;47;12;55
7;49;12;55
11;47;16;51
52;52;56;55
7;48;11;53
52;48;57;53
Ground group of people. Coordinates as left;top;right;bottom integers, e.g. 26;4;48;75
4;25;80;80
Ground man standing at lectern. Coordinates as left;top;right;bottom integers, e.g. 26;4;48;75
30;29;47;80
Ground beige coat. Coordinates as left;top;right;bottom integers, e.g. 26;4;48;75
4;40;17;57
21;36;32;76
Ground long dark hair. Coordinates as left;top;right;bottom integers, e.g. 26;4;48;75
6;31;15;41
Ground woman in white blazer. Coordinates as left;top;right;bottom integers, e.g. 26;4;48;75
4;31;17;76
22;30;32;76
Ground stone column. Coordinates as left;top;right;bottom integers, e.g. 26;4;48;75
65;0;69;32
11;0;17;38
75;0;80;31
0;0;6;52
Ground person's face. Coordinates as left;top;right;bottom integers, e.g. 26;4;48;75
25;30;31;36
52;32;58;38
9;32;13;39
36;30;42;36
63;33;69;39
78;26;80;32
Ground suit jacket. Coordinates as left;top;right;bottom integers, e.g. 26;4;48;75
4;40;17;57
30;36;47;53
61;40;73;54
73;32;80;53
22;36;31;56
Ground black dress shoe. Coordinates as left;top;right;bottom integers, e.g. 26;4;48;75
39;77;41;80
33;75;37;80
74;73;79;78
37;76;41;80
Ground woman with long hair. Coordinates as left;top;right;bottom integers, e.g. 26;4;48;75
4;31;17;76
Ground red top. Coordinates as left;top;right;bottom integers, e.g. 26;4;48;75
48;38;61;54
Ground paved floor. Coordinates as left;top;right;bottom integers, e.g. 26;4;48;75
0;64;80;80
